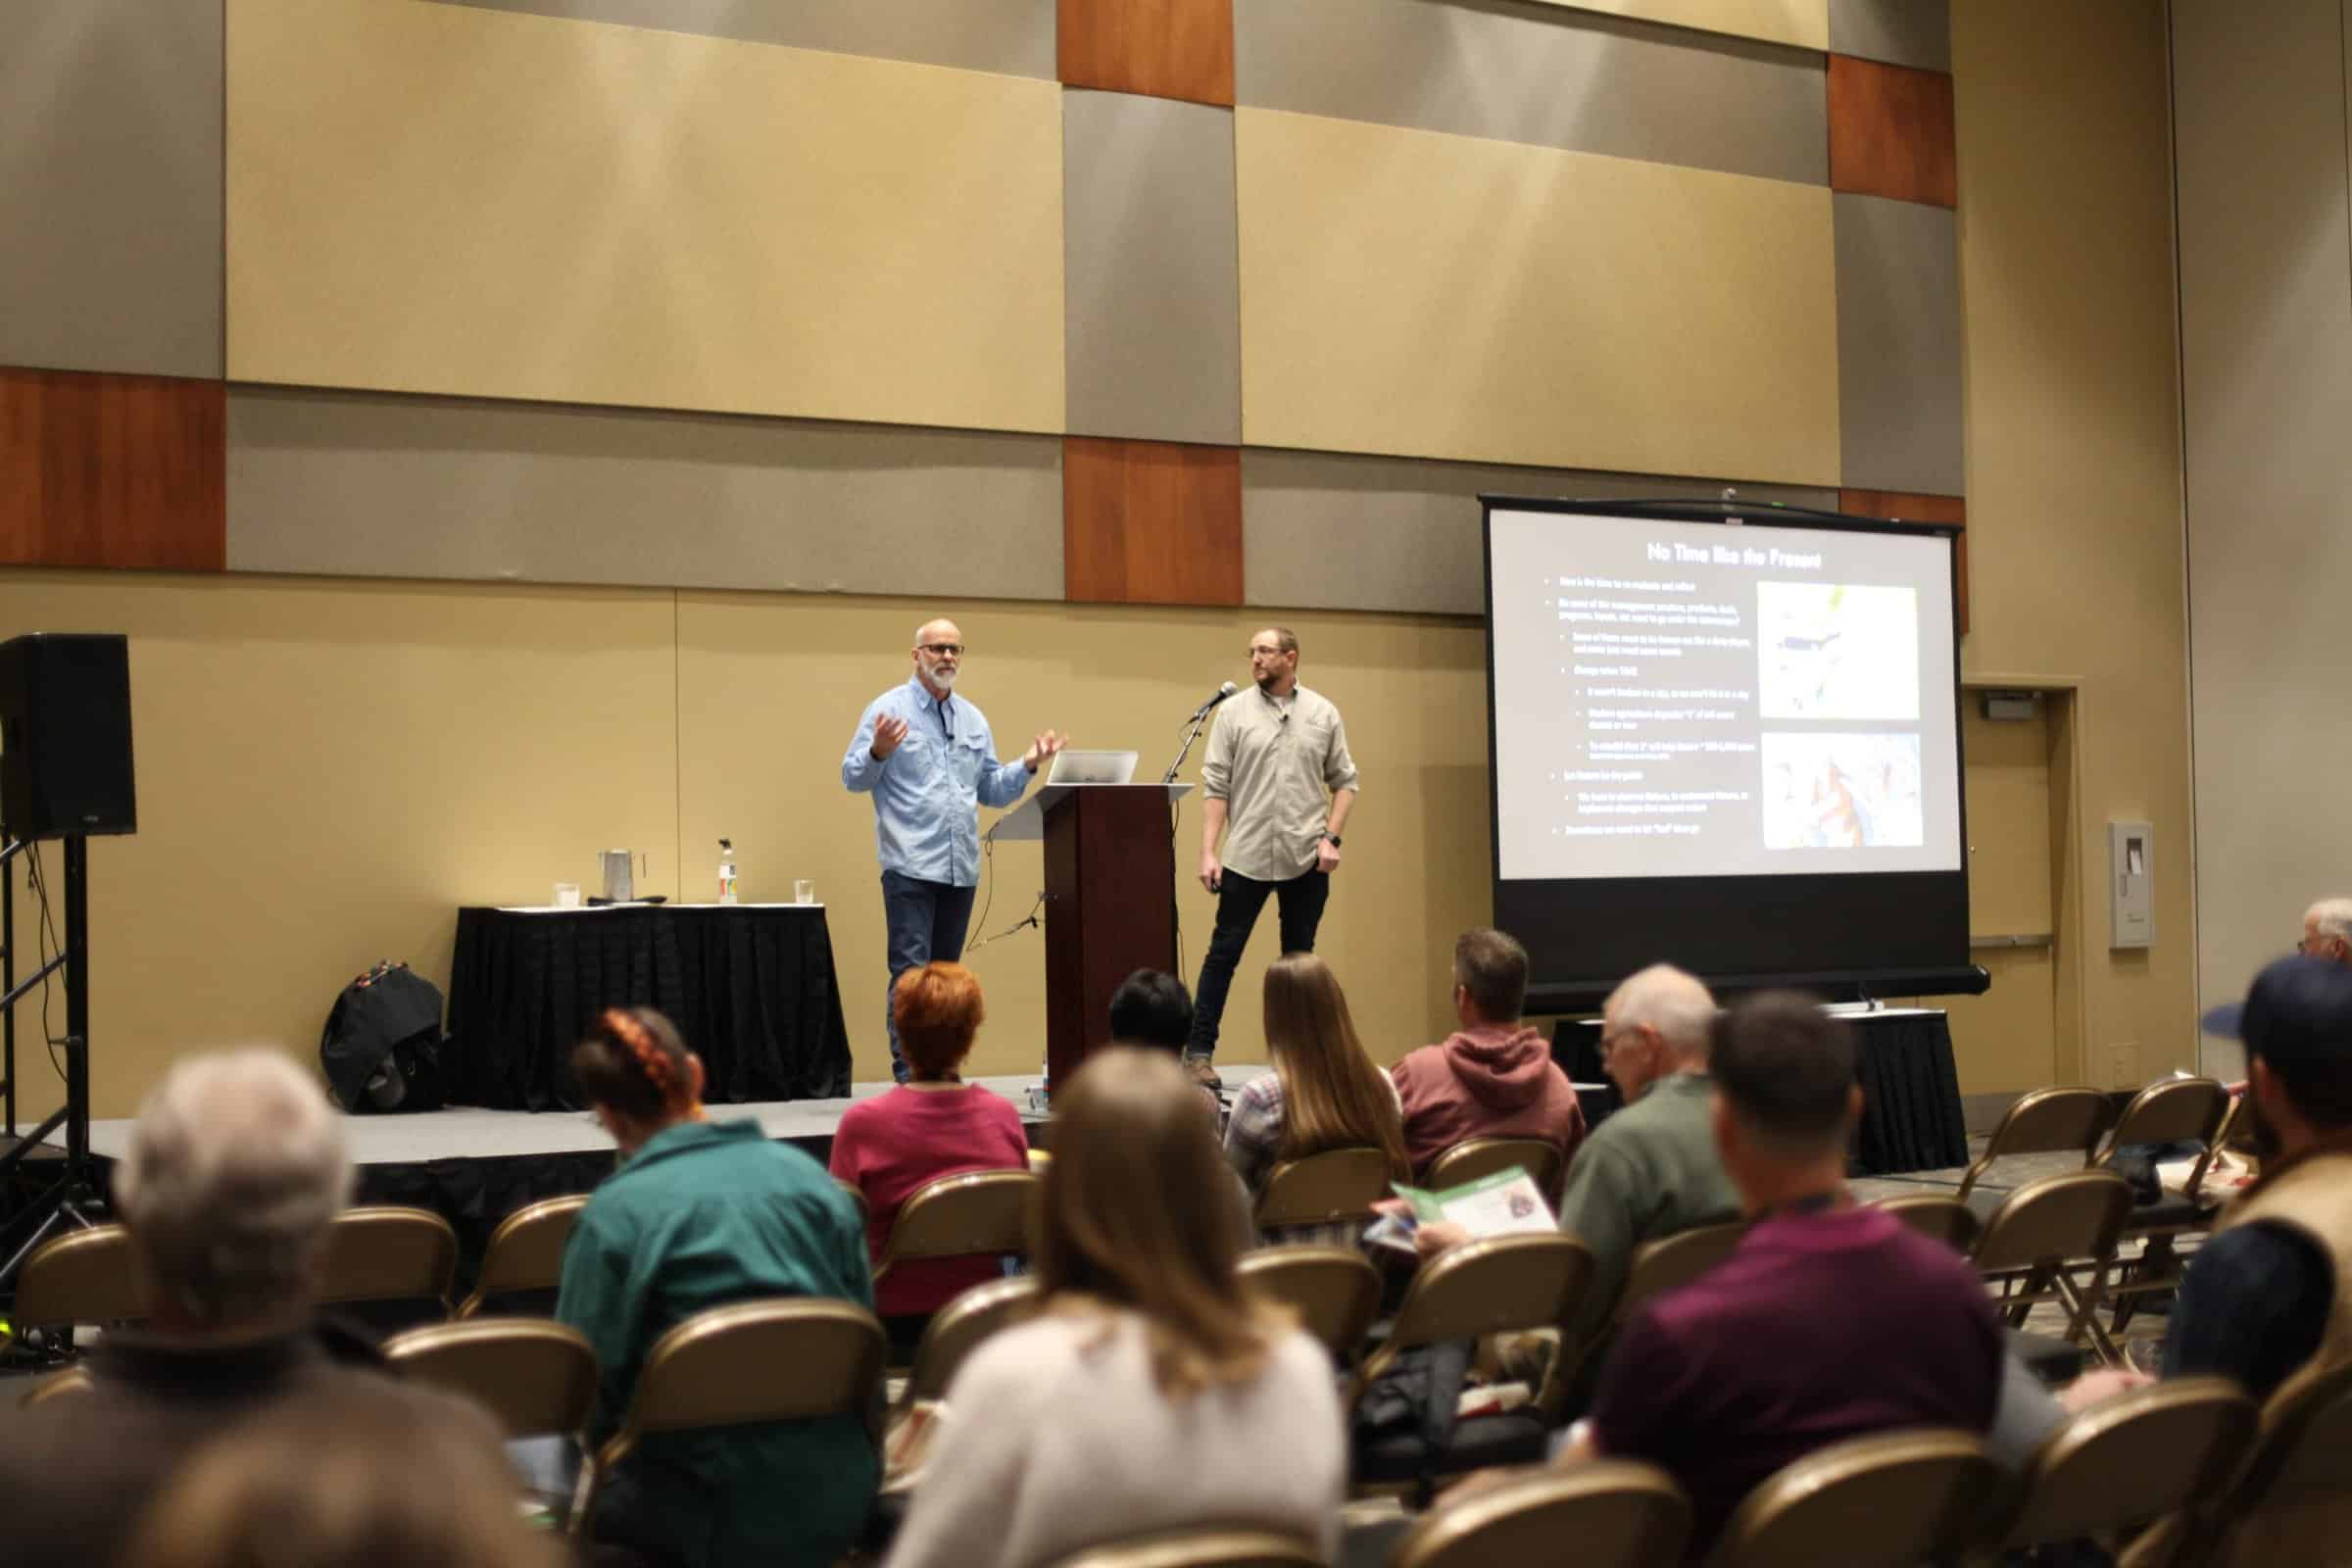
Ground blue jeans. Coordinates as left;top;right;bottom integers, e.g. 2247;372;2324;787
881;869;977;1083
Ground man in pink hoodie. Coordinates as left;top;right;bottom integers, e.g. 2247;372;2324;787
1390;928;1587;1179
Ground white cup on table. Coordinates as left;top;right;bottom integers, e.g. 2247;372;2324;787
794;879;816;905
553;882;581;908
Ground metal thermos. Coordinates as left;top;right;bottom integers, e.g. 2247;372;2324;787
600;849;640;902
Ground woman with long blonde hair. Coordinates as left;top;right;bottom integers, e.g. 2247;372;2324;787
1226;953;1411;1206
886;1049;1345;1568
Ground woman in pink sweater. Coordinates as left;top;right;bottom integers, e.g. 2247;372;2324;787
828;962;1028;1339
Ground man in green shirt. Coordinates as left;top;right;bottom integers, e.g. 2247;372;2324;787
1557;963;1743;1343
1407;962;1738;1342
560;1113;879;1567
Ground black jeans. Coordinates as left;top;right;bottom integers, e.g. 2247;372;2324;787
1187;867;1330;1059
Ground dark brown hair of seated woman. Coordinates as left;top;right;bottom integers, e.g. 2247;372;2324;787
1036;1047;1295;1396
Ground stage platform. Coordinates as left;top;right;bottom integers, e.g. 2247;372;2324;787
51;1069;1272;1286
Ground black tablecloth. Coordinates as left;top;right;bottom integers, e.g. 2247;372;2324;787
448;906;853;1111
1553;1008;1968;1177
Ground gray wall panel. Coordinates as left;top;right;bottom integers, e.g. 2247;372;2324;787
1244;449;1836;614
1236;0;1827;186
228;390;1064;600
427;0;1056;77
0;0;222;378
1063;93;1242;446
1829;0;1951;72
1834;194;1963;495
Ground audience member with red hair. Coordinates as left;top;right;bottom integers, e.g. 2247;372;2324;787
560;1006;877;1568
830;961;1029;1339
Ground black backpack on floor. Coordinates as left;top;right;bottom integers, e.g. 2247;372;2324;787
320;961;449;1113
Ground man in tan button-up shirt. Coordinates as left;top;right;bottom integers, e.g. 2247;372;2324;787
1185;626;1358;1074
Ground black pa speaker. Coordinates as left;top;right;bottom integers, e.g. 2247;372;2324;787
0;633;136;839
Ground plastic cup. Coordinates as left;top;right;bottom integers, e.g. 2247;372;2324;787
554;883;581;908
794;879;816;905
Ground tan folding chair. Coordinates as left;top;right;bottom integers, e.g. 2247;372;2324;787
454;1194;588;1319
17;1367;92;1409
13;1224;145;1335
873;1169;1037;1284
1047;1530;1323;1568
1955;1087;2116;1205
1236;1246;1380;1365
1990;1378;2254;1554
318;1205;460;1313
1392;1460;1690;1568
383;1317;600;1441
895;1275;1039;1417
1874;1194;1979;1252
2093;1077;2235;1329
1423;1137;1565;1203
1252;1147;1391;1234
1355;1232;1595;1421
1613;1220;1748;1326
1706;1429;1998;1568
1970;1169;2133;1364
579;1298;885;1533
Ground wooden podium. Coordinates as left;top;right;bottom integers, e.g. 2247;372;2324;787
987;783;1192;1090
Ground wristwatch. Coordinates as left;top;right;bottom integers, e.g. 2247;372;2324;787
1323;833;1343;848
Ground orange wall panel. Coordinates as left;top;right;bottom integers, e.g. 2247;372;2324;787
1059;0;1235;107
1064;436;1243;606
0;368;224;571
1829;54;1959;207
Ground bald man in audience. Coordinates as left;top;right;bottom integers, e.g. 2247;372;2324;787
2301;899;2352;964
1406;962;1740;1346
0;1051;488;1568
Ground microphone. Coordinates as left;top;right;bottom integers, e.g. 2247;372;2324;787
1188;681;1240;720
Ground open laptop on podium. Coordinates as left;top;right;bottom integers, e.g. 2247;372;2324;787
1045;750;1138;786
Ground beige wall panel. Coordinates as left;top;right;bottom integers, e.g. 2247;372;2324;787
1951;2;2192;1087
0;570;677;1121
2174;0;2352;1071
226;389;1064;600
1236;109;1840;485
1236;0;1827;186
226;0;1064;433
1527;0;1827;51
1243;449;1836;614
0;0;223;378
429;0;1057;77
676;596;1490;1083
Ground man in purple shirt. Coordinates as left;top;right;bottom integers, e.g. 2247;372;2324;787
1575;993;2006;1556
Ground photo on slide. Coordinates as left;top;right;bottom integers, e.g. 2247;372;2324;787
1756;582;1920;720
1761;733;1925;850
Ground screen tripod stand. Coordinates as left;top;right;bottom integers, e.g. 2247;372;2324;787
0;834;101;1317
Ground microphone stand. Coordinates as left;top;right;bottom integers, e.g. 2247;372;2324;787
1163;707;1214;786
1161;705;1218;979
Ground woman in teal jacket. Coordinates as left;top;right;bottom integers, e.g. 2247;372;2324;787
558;1006;878;1567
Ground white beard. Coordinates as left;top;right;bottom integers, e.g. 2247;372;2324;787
927;663;959;692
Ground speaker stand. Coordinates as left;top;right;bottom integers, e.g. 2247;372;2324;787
0;836;102;1348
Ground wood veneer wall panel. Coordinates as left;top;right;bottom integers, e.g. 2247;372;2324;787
1839;487;1966;634
1058;0;1235;107
1828;53;1958;207
0;369;224;570
1063;437;1242;606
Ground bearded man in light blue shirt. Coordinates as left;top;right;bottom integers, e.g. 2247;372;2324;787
843;617;1064;1081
